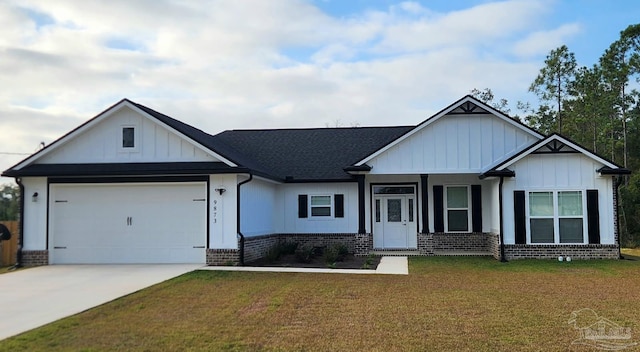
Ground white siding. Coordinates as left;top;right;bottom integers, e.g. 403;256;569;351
38;107;218;164
240;178;277;237
209;174;239;249
21;177;48;251
366;113;538;174
502;154;615;244
275;183;358;233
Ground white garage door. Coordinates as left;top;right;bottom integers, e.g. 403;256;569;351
50;182;207;264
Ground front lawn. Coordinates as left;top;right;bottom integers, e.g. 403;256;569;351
2;256;640;351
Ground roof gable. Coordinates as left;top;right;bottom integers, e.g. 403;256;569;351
7;99;237;172
491;133;626;173
355;95;544;167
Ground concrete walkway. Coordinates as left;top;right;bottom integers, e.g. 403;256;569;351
201;256;409;275
0;264;201;341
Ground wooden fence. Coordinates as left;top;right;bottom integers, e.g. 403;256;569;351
0;221;18;266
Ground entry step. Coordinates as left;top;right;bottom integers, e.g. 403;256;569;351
371;250;421;256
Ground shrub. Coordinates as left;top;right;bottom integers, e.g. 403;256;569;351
361;254;376;269
295;245;316;263
280;241;299;255
265;246;282;262
265;241;300;263
323;245;340;266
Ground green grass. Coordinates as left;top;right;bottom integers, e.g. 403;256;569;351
2;256;640;351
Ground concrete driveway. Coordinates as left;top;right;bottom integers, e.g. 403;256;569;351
0;264;201;341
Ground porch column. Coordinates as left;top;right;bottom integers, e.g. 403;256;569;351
421;174;429;233
357;175;366;234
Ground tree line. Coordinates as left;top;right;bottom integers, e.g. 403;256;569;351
473;23;640;246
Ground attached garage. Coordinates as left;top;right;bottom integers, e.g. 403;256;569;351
49;182;207;264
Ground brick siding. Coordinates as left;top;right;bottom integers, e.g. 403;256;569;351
241;233;373;264
21;250;48;266
504;244;619;260
432;232;490;253
206;248;240;265
487;233;501;260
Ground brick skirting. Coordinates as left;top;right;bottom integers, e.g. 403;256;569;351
208;232;620;265
206;249;240;266
487;233;501;260
432;232;490;253
504;244;620;260
21;250;49;266
240;233;373;265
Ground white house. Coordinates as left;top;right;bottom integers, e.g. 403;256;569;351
2;96;629;265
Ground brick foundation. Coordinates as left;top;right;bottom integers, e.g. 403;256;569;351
354;233;373;256
206;249;240;265
503;244;619;260
432;232;491;253
417;233;435;255
487;233;501;260
241;233;373;264
21;250;49;266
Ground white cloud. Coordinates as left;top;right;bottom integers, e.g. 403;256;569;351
0;0;589;182
512;23;582;57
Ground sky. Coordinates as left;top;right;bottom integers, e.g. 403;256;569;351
1;0;639;184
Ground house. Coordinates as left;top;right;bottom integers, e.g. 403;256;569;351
2;96;629;266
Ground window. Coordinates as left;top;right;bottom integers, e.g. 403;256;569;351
529;191;584;244
446;186;469;232
558;191;583;243
310;195;331;217
122;127;135;148
373;186;415;194
529;192;554;243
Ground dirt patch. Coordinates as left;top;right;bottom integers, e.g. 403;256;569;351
246;253;380;270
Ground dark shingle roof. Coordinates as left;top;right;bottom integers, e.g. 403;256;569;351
211;126;413;181
132;100;413;181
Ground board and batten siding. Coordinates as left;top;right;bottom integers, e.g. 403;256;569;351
366;114;538;174
502;153;615;245
240;178;277;237
38;106;218;164
209;174;239;249
20;177;48;251
274;183;358;234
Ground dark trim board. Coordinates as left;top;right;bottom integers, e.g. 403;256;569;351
420;175;429;233
48;175;209;184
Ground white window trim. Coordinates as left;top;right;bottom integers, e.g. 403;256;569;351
119;125;139;152
309;195;333;219
444;185;471;233
525;190;587;245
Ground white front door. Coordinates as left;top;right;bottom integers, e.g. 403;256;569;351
373;186;417;249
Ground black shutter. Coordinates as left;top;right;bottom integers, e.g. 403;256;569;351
471;185;482;233
334;194;344;218
298;195;308;218
433;185;444;232
514;190;526;244
587;190;600;244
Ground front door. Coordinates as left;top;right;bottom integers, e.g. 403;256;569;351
373;186;417;249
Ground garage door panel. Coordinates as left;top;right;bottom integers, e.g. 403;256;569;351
50;182;206;264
